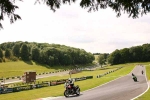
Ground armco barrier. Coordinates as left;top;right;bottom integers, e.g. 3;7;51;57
50;81;57;86
75;77;86;81
96;66;123;78
86;76;93;79
0;75;93;94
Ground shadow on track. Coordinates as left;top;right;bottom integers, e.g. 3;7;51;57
65;94;83;98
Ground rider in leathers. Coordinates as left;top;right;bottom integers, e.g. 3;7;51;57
65;78;75;92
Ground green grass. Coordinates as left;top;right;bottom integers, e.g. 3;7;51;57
0;63;135;100
145;64;150;80
0;61;93;78
135;63;150;100
135;89;150;100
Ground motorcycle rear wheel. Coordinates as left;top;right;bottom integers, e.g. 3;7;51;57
76;88;80;96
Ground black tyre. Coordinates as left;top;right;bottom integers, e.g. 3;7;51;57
64;90;69;97
76;88;80;96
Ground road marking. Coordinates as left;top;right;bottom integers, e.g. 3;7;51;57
36;97;63;100
131;65;150;100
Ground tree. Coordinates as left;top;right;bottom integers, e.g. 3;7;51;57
119;48;130;63
142;44;150;61
31;47;40;62
1;0;150;29
129;46;143;62
5;49;12;58
98;54;105;67
20;43;29;60
12;43;20;58
108;49;121;65
0;48;3;58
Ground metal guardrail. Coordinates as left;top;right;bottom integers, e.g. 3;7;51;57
0;76;93;94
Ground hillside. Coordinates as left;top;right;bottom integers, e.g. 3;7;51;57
0;60;94;78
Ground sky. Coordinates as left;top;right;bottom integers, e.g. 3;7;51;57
1;0;150;53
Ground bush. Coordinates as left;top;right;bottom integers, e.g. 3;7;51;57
0;58;3;63
3;58;5;62
10;56;18;61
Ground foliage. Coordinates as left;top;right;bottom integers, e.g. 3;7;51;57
0;41;94;67
31;47;40;62
108;49;121;65
108;44;150;65
0;0;150;29
12;43;20;58
0;58;3;63
98;54;105;67
20;43;30;61
0;48;4;58
10;56;18;61
5;49;12;58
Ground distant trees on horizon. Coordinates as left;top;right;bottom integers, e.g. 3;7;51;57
0;41;94;66
108;43;150;65
1;41;150;66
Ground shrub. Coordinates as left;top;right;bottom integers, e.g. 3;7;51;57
10;56;18;61
0;58;3;63
3;58;6;62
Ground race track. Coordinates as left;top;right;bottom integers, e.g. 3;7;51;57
41;65;148;100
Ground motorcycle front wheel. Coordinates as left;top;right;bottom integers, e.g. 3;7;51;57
64;90;69;97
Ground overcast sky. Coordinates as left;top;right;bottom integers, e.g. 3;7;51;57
1;0;150;53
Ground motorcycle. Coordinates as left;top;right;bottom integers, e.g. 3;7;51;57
64;83;80;97
141;70;144;75
132;75;137;82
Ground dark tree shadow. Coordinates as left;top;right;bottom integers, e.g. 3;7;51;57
23;60;33;65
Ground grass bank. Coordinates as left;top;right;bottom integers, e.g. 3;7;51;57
0;61;93;78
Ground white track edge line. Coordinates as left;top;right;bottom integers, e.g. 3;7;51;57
82;65;136;93
131;65;150;100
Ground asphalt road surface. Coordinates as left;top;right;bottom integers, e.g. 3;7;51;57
41;65;148;100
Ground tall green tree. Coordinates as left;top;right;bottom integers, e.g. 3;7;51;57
5;49;12;58
20;44;29;60
108;49;121;65
142;44;150;62
119;48;130;63
0;48;3;58
98;54;105;67
12;43;20;58
129;46;143;62
31;48;40;62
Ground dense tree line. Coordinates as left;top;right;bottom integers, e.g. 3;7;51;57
0;41;94;66
108;43;150;65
